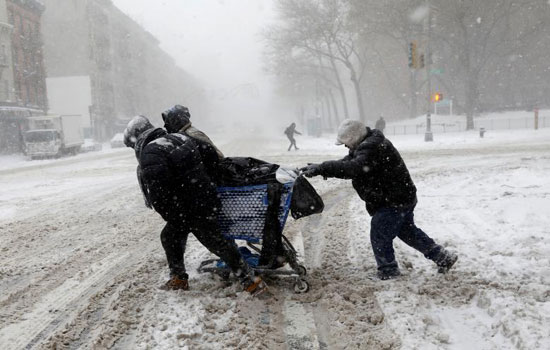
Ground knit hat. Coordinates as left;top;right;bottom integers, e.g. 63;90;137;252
335;119;367;147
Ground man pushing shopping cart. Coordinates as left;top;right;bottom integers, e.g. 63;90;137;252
124;112;323;295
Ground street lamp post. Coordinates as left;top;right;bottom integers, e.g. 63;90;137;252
424;0;433;142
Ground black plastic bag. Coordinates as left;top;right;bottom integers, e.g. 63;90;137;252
218;157;280;186
290;176;324;219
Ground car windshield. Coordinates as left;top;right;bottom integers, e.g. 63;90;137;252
25;130;56;143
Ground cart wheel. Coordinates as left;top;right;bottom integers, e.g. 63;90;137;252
293;279;310;294
294;265;307;276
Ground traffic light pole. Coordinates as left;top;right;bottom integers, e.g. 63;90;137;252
424;1;433;142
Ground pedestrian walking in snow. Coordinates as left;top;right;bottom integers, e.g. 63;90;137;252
123;115;264;293
375;116;386;133
284;122;302;151
300;119;457;280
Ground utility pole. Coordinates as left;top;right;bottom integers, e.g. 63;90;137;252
424;1;433;142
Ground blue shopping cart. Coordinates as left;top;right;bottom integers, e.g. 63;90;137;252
198;181;310;293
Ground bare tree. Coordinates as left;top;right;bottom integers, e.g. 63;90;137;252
264;26;345;128
349;0;427;119
265;0;370;123
434;0;549;129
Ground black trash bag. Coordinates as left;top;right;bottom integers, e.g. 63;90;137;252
290;176;324;219
217;157;280;186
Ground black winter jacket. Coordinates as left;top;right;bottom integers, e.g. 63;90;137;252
135;128;219;222
319;128;416;215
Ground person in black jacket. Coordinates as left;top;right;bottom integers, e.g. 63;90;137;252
375;116;386;133
301;119;457;280
123;115;264;293
161;105;225;159
162;106;287;268
284;122;302;151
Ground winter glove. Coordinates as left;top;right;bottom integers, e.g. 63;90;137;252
300;163;322;178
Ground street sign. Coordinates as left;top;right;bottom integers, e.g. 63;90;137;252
430;68;443;74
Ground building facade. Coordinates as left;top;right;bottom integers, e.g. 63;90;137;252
42;0;204;141
0;0;46;154
0;0;14;103
7;0;47;110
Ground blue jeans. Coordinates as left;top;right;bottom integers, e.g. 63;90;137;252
370;205;441;272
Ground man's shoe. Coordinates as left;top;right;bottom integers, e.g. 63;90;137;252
436;251;458;273
377;268;401;280
241;275;267;296
160;275;189;291
258;255;286;269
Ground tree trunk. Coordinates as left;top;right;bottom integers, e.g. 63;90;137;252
323;94;334;130
328;56;350;119
465;71;477;130
328;88;340;128
349;64;367;124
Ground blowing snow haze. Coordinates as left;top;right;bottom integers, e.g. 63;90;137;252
1;1;550;349
112;0;280;135
0;0;549;149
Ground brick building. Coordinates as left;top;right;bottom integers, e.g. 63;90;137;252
42;0;205;141
0;0;46;154
7;0;47;110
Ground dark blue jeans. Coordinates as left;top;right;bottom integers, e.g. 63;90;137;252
370;205;441;272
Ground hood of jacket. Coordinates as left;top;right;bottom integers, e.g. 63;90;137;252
366;126;384;141
164;112;191;133
134;127;167;162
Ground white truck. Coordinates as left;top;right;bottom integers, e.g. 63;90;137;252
24;115;84;159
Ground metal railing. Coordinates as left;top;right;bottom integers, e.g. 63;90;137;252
384;116;548;135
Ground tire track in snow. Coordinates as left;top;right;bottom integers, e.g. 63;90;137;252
283;229;321;350
285;184;399;349
1;246;150;349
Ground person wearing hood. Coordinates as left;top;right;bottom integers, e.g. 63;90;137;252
162;105;287;268
123;115;264;294
162;105;224;159
300;119;458;280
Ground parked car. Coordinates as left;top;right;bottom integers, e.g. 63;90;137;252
110;133;125;148
82;138;103;152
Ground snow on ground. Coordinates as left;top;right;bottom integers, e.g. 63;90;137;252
0;122;549;349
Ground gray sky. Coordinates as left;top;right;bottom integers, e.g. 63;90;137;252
112;0;280;128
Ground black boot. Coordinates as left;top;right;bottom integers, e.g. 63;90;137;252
377;267;401;280
434;250;458;273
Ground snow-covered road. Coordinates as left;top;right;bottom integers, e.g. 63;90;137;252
1;129;549;349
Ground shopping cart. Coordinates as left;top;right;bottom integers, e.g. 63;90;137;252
198;181;310;293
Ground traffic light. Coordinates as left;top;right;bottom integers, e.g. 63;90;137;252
433;92;443;102
408;41;417;68
419;53;425;69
